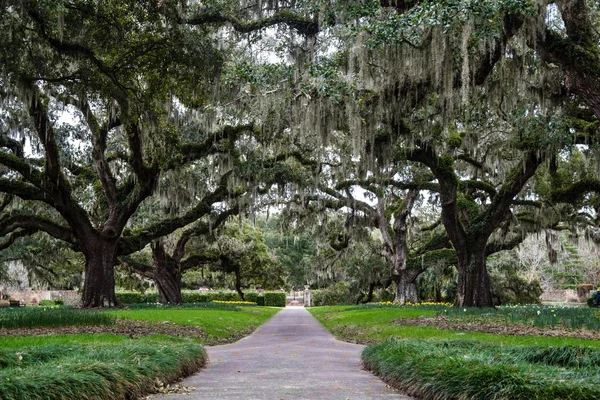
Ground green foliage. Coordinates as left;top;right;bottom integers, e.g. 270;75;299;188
37;300;54;307
488;257;542;305
117;291;244;304
116;292;159;304
121;302;239;311
0;307;115;329
589;291;600;308
263;292;286;307
0;336;206;400
363;339;600;400
256;295;265;306
312;282;356;306
181;292;208;303
245;292;258;303
53;298;64;306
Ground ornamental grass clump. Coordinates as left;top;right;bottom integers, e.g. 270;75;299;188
363;339;600;400
0;338;206;400
0;307;115;329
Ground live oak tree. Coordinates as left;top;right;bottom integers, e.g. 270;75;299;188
0;1;318;307
282;0;582;307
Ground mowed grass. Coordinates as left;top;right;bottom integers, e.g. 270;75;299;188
309;306;600;347
109;306;280;344
0;334;205;400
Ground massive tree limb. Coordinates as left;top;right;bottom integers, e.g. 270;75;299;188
186;9;319;36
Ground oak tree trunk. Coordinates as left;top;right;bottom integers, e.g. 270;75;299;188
394;269;419;304
234;268;245;301
82;239;119;308
455;247;493;307
152;243;183;304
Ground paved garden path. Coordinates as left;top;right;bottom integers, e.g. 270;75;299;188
151;306;411;400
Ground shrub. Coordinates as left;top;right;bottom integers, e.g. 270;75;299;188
38;300;54;307
312;282;354;306
588;291;600;308
256;295;265;306
264;292;286;307
53;298;64;306
206;292;242;302
245;292;258;303
181;292;208;303
116;292;158;304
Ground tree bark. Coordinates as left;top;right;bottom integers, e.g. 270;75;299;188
394;269;420;304
152;243;183;304
81;238;119;308
455;246;493;307
234;267;245;301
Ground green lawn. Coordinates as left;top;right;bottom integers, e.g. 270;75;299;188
109;306;280;344
309;306;600;347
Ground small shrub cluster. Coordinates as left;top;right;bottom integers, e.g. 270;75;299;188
245;292;258;303
588;291;600;308
363;339;600;400
311;282;355;306
38;300;55;307
0;307;116;329
263;292;286;307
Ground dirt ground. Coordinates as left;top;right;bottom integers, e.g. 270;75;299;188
394;315;600;340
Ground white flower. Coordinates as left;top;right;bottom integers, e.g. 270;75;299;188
537;310;541;315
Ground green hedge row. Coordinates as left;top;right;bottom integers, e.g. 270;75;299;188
116;291;243;304
116;291;286;306
264;292;286;307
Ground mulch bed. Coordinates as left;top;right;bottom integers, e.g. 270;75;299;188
393;315;600;340
0;319;206;338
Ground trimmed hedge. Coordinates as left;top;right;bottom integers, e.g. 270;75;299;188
264;292;286;307
116;291;244;304
256;296;265;306
116;292;158;304
245;292;258;303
